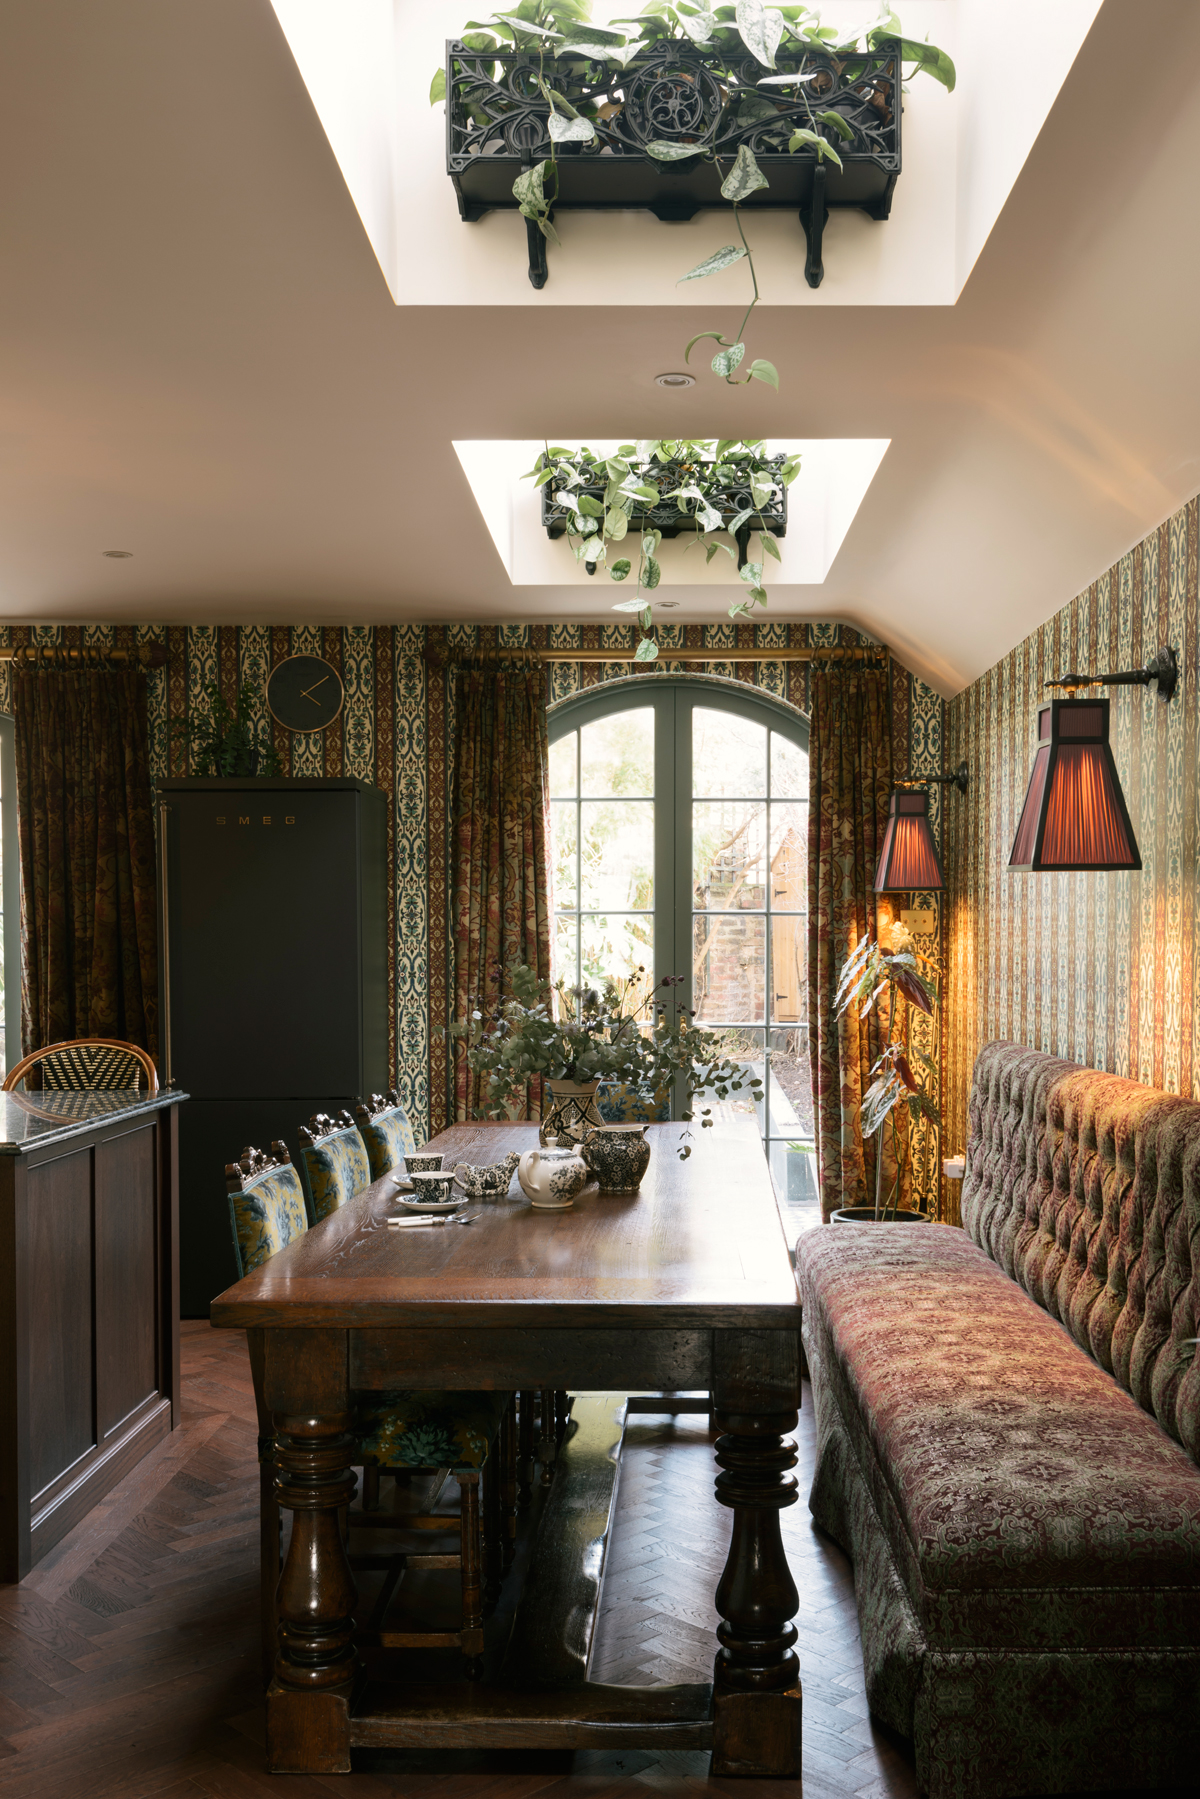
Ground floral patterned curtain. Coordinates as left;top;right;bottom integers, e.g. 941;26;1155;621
807;669;894;1220
12;670;159;1058
451;658;552;1122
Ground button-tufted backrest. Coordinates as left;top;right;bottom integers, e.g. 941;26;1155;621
963;1040;1200;1463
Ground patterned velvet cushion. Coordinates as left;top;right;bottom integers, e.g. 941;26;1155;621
229;1165;308;1277
963;1041;1200;1457
352;1388;506;1471
300;1125;372;1224
597;1081;670;1124
357;1105;416;1182
797;1224;1200;1652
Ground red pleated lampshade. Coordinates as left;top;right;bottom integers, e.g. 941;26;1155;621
1009;699;1140;872
874;789;945;892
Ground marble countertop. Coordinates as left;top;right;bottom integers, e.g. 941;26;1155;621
0;1087;187;1154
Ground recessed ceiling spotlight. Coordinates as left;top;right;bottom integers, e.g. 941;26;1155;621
102;549;133;558
657;600;680;608
654;372;695;388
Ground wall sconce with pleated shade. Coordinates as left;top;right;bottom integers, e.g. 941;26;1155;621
874;762;969;893
1008;647;1177;873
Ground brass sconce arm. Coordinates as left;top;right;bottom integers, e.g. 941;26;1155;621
1045;645;1178;703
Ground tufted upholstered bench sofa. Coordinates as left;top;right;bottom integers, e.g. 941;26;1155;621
795;1041;1200;1799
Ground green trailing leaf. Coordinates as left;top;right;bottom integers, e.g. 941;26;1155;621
677;9;717;41
780;453;802;484
641;529;662;556
750;475;772;506
643;556;661;588
712;341;746;377
748;358;779;388
677;245;746;282
867;10;956;90
719;144;768;204
493;14;563;38
747;585;768;604
610;558;632;580
635;636;660;662
628;483;661;502
511;161;560;243
818;108;856;141
739;560;764;585
430;67;447;105
577;494;604;517
726;505;755;535
788;128;843;167
604;508;630;540
646;140;704;161
760;531;781;562
533;465;557;488
574;515;599;536
611;595;647;612
640;605;653;630
735;0;784;66
636;439;659;461
756;69;822;86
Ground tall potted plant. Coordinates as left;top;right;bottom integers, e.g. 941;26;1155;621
831;923;939;1221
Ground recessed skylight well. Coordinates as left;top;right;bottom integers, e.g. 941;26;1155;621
453;438;889;591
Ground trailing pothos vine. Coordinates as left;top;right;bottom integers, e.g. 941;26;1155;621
433;1;954;385
526;437;800;658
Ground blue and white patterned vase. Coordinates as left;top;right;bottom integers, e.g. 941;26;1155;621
539;1079;604;1147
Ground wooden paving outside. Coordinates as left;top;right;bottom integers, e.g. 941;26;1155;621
0;1321;919;1799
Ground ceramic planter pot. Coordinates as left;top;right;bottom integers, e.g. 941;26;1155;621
580;1124;651;1195
539;1079;604;1148
830;1207;930;1224
517;1146;589;1210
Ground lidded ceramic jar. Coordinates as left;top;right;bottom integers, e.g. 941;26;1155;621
580;1123;651;1194
517;1145;588;1210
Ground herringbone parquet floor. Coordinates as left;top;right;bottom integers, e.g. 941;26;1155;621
0;1323;919;1799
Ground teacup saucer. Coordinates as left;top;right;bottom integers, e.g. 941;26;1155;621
395;1194;467;1216
391;1176;415;1193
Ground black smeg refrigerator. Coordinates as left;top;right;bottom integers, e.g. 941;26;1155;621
157;778;388;1314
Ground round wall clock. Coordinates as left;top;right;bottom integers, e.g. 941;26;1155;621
266;655;345;732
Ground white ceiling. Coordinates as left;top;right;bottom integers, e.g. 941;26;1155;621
0;0;1197;696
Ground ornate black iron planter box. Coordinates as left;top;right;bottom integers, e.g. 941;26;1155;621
446;38;901;288
541;454;788;572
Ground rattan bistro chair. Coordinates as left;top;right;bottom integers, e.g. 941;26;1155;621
227;1142;509;1679
3;1037;158;1093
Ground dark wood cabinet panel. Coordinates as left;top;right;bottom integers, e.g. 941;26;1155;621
0;1094;184;1581
26;1151;95;1497
96;1125;159;1441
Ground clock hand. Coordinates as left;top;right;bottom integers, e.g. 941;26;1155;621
299;676;330;702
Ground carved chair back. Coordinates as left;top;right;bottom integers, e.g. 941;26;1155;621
226;1143;308;1279
3;1037;159;1093
297;1111;372;1223
353;1089;417;1182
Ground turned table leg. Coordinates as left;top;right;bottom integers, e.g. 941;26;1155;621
263;1331;357;1775
710;1329;802;1779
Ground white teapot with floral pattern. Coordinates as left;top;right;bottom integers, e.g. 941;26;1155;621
516;1144;588;1210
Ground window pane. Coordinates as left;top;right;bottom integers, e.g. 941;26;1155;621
580;801;654;910
549;730;577;798
693;801;766;910
692;914;766;1023
554;915;579;993
580;914;653;1008
551;800;578;910
693;707;767;798
769;802;807;905
580;708;653;797
767;1026;813;1137
768;1137;818;1206
771;732;808;799
770;915;806;1023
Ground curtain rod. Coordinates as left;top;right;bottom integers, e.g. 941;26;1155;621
0;645;168;667
432;645;888;665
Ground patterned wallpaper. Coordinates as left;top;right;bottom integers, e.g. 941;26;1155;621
944;496;1200;1183
0;619;946;1196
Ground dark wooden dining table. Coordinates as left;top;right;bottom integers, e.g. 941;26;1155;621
210;1115;803;1778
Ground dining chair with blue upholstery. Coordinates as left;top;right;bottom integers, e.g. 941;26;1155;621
226;1141;508;1677
353;1089;416;1182
296;1110;372;1223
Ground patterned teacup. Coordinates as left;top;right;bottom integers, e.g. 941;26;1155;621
405;1152;444;1175
408;1170;456;1204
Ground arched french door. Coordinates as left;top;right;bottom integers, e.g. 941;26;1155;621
547;677;814;1204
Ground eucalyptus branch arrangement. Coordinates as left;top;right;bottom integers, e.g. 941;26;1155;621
168;682;281;778
452;960;763;1157
834;925;940;1219
433;1;954;381
526;436;800;658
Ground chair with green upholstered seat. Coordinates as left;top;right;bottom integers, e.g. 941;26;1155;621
353;1089;416;1182
226;1141;510;1677
296;1110;372;1222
